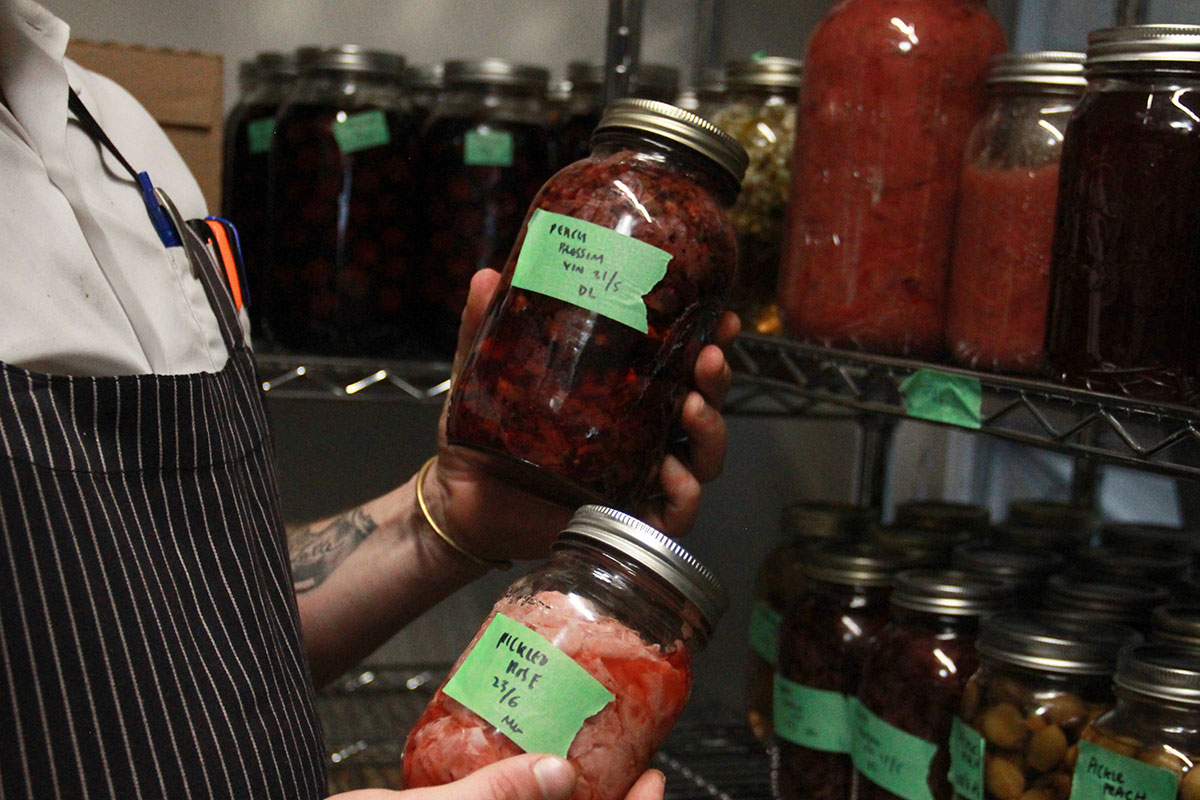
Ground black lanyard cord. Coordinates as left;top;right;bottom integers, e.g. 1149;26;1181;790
68;87;140;183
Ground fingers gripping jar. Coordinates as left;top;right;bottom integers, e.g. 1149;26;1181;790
445;99;747;509
402;506;728;800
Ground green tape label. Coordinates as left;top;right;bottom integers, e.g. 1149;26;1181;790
900;370;982;429
442;613;614;757
511;209;671;333
774;676;852;753
1069;740;1180;800
948;716;985;800
464;128;514;166
850;698;938;800
748;601;783;666
333;109;391;154
247;117;274;154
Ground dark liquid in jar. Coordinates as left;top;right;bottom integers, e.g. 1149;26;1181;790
446;146;736;509
268;104;420;356
557;110;602;171
412;116;554;359
223;102;277;341
1044;82;1200;404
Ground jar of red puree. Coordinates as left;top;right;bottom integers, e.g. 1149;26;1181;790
777;0;1006;357
445;98;747;509
402;505;727;800
944;52;1086;374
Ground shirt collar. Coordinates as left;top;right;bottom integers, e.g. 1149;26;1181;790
0;0;69;158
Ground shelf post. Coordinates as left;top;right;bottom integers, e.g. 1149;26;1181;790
855;414;896;509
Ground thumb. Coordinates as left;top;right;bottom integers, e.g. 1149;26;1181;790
331;754;577;800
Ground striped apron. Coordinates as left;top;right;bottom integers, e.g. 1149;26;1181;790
0;224;326;798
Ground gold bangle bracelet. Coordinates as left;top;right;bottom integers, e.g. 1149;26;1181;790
416;456;512;571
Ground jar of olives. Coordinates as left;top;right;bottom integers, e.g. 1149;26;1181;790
854;570;1014;800
773;542;911;800
949;612;1141;800
1077;644;1200;800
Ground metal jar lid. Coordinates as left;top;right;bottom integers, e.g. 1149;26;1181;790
952;542;1066;585
991;523;1091;554
593;98;749;185
630;64;681;100
1086;24;1200;71
801;541;913;588
1152;604;1200;650
890;569;1014;616
895;500;990;534
567;62;604;91
978;611;1141;675
444;59;550;91
300;45;406;79
781;500;877;541
1007;499;1100;533
554;505;729;637
1100;522;1200;560
869;526;973;567
1044;574;1171;626
405;63;444;92
724;56;803;91
1076;546;1192;583
986;51;1087;89
1114;643;1200;705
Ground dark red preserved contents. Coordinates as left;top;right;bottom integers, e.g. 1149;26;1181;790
1044;82;1200;404
222;101;277;340
446;143;737;509
777;0;1006;357
411;117;554;359
944;163;1060;372
267;105;420;356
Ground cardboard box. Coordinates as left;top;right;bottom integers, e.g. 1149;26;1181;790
67;39;224;212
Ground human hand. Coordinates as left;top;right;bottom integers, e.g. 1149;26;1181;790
326;755;665;800
425;268;738;564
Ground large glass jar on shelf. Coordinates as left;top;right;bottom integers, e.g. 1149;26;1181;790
949;613;1141;800
629;64;681;103
944;52;1085;374
853;570;1014;800
557;62;604;170
777;0;1007;357
412;59;555;360
445;99;746;510
1044;25;1200;405
266;46;420;357
708;57;802;335
404;62;444;125
773;541;910;800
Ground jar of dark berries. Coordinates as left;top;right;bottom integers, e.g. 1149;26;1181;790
404;62;444;125
445;98;746;510
557;62;604;170
267;45;420;357
773;541;910;800
853;570;1014;800
411;58;555;359
949;612;1140;800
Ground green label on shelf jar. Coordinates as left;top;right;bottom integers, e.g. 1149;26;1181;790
850;698;938;800
947;716;985;800
748;601;782;666
774;676;851;753
900;370;982;430
511;209;672;334
464;128;514;167
247;117;275;154
333;109;391;154
1069;740;1180;800
442;612;614;757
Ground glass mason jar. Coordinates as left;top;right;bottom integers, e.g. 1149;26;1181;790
773;542;911;800
1152;605;1200;652
949;612;1140;800
951;542;1066;592
777;0;1006;357
1045;26;1200;405
708;57;802;336
869;526;975;568
222;50;299;342
895;501;992;537
1043;574;1171;632
944;52;1086;374
1077;644;1200;800
854;570;1014;800
1100;522;1200;574
692;66;729;121
1007;500;1100;539
445;99;746;510
748;501;879;741
404;62;444;125
989;525;1091;557
630;64;682;104
402;505;727;800
412;58;555;359
267;46;420;357
557;62;604;171
1076;546;1192;586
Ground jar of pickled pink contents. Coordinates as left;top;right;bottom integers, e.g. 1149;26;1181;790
402;505;727;800
445;98;747;509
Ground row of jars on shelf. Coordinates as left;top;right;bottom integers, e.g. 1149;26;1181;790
746;498;1200;800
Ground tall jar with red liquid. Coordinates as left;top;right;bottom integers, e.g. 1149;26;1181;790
777;0;1006;357
445;99;746;510
1044;26;1200;405
944;52;1085;373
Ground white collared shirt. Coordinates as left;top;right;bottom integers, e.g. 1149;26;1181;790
0;0;238;376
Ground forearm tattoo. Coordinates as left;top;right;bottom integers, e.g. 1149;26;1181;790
289;507;378;593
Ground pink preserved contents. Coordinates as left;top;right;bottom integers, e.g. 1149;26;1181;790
402;590;693;800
